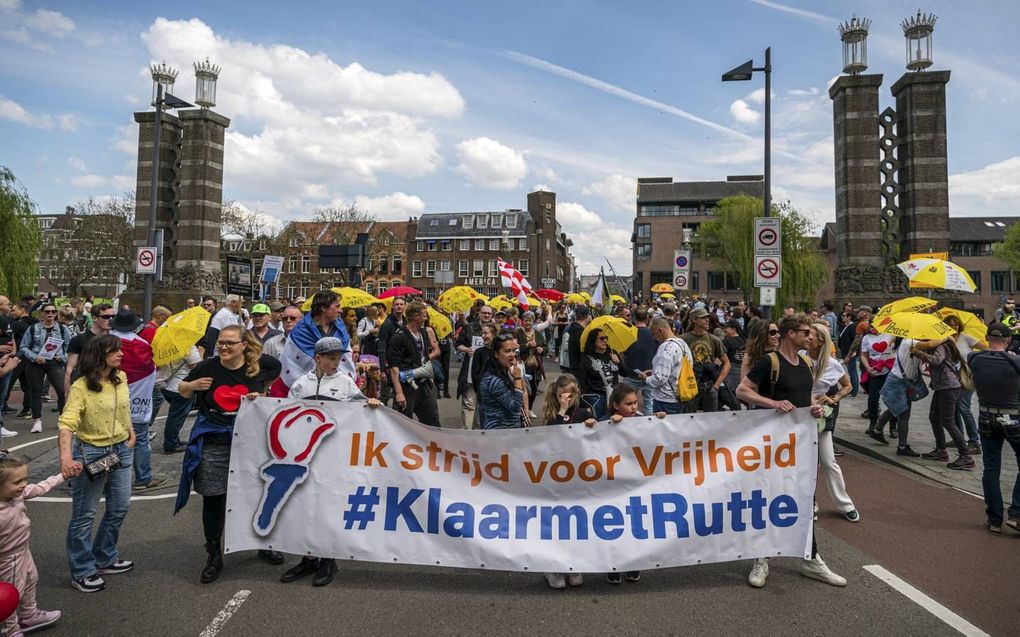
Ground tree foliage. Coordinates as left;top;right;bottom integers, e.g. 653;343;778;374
992;221;1020;272
310;203;376;245
696;195;828;309
0;166;42;297
43;192;135;297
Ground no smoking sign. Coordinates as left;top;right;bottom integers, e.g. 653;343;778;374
754;255;781;288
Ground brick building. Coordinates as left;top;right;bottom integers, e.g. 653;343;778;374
404;190;575;299
631;176;763;299
34;209;131;299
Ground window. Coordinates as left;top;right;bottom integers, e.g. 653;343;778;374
440;240;452;251
365;282;375;294
392;280;400;289
708;271;726;290
636;223;651;239
518;260;529;275
463;216;474;229
301;255;310;274
636;245;652;260
440;260;451;272
992;271;1010;293
492;214;503;228
475;239;485;251
476;215;488;229
416;241;424;252
459;239;470;250
1013;272;1020;293
449;218;458;226
489;239;500;251
971;271;982;291
639;204;701;216
426;261;436;277
378;281;389;293
286;285;296;300
489;260;499;277
392;255;401;274
412;261;422;277
429;219;439;226
546;239;550;251
691;271;700;291
367;256;375;273
725;272;741;290
427;241;437;252
458;260;469;276
378;254;388;275
288;255;298;273
519;238;528;250
473;260;484;276
506;215;517;229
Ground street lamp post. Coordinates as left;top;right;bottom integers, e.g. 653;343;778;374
723;47;772;318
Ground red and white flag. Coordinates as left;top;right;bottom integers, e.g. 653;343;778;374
497;258;534;309
112;330;157;424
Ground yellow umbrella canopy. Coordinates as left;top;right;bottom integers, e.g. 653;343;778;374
609;294;627;304
873;312;956;340
489;295;515;311
437;286;488;313
579;315;638;353
659;292;676;299
301;287;377;312
152;306;211;366
875;296;938;319
897;258;977;293
651;283;673;293
935;308;988;342
565;293;586;304
580;292;592;301
426;307;453;340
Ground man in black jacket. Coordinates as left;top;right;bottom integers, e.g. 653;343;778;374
388;301;440;426
454;304;494;429
565;304;590;377
377;296;406;406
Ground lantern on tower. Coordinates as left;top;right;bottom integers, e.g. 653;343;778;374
902;11;938;71
193;58;221;109
150;62;178;107
838;16;871;75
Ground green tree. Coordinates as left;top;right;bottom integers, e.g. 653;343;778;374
0;166;42;297
992;220;1020;271
696;195;827;309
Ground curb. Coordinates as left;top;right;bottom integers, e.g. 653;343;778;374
834;434;983;498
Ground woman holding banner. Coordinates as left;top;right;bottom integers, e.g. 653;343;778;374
174;325;282;584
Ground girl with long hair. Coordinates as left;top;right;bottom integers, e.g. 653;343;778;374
579;328;620;420
913;336;974;470
741;320;779;379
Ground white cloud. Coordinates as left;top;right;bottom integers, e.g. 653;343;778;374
950;157;1020;212
111;125;136;154
571;226;633;274
353;192;426;220
0;96;52;128
56;113;78;131
556;201;603;230
141;18;461;198
110;175;135;190
453;137;527;190
583;174;634;213
24;9;75;37
788;87;820;97
531;184;551;192
70;174;108;188
729;99;761;125
0;0;23;10
68;156;87;172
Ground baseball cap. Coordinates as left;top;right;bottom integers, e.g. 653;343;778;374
251;303;271;315
689;307;710;319
268;301;285;312
574;305;590;318
314;337;346;355
987;322;1012;339
855;305;873;314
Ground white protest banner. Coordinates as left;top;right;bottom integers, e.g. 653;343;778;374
225;400;817;573
37;336;63;361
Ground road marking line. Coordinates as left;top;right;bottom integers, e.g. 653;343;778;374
199;589;251;637
951;486;982;500
33;492;189;502
863;565;989;637
6;435;58;451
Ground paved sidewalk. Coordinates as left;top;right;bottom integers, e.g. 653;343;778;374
833;391;1018;498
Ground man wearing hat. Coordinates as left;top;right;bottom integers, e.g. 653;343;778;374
247;304;282;345
268;302;285;332
966;322;1020;534
680;307;730;413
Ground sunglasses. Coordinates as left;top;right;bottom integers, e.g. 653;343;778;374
768;329;780;335
98;314;115;320
282;316;300;322
216;340;243;347
597;336;609;341
43;309;57;314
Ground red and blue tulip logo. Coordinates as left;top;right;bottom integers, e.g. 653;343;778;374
253;403;336;536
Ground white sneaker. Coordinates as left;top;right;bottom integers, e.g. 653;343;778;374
566;573;584;587
544;572;567;589
0;426;17;438
800;555;846;587
30;419;42;433
747;558;769;588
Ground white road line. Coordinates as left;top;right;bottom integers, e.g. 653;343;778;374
6;435;58;451
199;589;251;637
33;492;189;502
863;565;989;637
951;486;982;500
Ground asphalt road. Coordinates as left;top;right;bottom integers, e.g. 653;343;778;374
4;361;1017;636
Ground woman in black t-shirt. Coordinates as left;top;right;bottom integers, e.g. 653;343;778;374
176;325;281;584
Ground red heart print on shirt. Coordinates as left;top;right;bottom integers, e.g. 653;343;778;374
872;340;889;353
213;384;249;412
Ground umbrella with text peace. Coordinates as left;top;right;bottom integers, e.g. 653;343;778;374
151;306;211;366
873;312;956;340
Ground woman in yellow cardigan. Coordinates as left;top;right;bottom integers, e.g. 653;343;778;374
57;334;137;594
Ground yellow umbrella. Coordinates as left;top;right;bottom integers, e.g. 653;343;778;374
897;258;977;293
876;296;938;319
873;312;956;340
426;307;453;340
522;296;542;308
489;295;515;311
659;292;676;299
580;292;592;301
565;293;586;304
609;294;626;304
935;308;988;342
301;287;377;312
437;286;487;313
651;283;673;293
579;315;638;353
152;306;211;366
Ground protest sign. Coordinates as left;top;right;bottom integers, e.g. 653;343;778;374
225;400;816;573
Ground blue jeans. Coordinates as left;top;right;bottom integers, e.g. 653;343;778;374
132;419;153;485
66;440;133;580
979;414;1020;526
955;388;979;446
582;393;608;421
846;355;860;396
654;399;684;415
161;389;194;451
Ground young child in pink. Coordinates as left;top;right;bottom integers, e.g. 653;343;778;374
0;450;72;636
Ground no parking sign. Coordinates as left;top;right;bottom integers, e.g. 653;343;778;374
136;247;157;274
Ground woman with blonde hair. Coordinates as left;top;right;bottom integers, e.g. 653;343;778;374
175;325;282;583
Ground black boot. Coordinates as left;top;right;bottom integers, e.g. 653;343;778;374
313;558;337;587
280;556;319;583
201;542;223;584
258;549;285;565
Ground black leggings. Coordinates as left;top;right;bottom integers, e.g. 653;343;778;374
27;360;65;419
202;494;227;545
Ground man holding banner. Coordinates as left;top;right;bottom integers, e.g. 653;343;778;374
737;315;846;589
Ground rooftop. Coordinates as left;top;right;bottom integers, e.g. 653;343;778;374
414;210;530;239
637;176;764;204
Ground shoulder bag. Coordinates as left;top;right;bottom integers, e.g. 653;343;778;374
83;383;123;480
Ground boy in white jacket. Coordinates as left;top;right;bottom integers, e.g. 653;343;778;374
281;337;379;587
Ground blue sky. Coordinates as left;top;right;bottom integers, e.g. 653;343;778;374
2;0;1019;275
